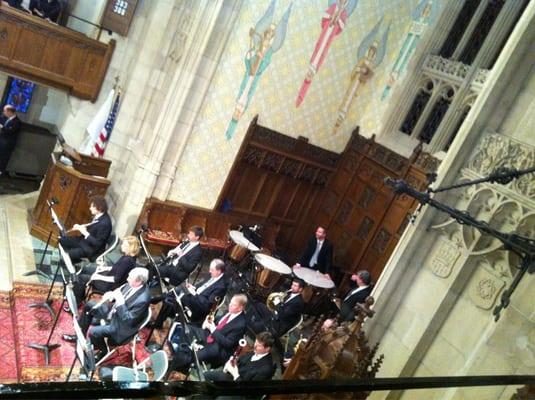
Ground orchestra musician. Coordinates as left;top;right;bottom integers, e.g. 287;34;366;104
71;236;140;305
151;258;227;328
58;195;112;264
247;278;305;337
169;294;248;373
293;226;333;277
62;267;150;358
158;225;204;286
204;331;276;382
322;269;373;330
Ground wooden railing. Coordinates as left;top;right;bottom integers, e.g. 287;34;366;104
0;3;115;101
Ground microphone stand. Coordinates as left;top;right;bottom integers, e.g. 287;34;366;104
385;165;535;321
28;246;63;318
26;267;73;365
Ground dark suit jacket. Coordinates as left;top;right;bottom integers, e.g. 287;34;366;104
0;116;21;144
182;275;227;321
29;0;61;21
339;285;373;322
172;242;203;284
299;236;334;274
108;284;151;345
237;352;275;381
91;255;136;293
274;293;305;336
79;212;112;258
199;313;247;364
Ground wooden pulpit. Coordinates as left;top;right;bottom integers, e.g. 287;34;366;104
30;153;111;246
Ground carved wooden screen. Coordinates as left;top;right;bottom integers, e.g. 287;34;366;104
286;130;438;281
216;116;339;248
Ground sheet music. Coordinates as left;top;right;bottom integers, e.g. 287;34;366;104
49;207;66;235
65;285;78;315
58;244;76;275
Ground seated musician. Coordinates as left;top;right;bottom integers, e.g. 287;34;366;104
247;278;305;337
293;226;333;278
322;270;372;330
204;331;276;382
170;294;248;372
63;267;151;359
152;258;227;328
29;0;61;23
72;236;140;305
59;195;112;264
158;225;203;286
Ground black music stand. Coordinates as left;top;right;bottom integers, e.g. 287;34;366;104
27;246;78;364
66;316;96;382
24;199;65;280
29;243;75;318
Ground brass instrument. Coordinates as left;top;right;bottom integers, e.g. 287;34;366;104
266;291;286;311
230;338;247;367
205;296;221;324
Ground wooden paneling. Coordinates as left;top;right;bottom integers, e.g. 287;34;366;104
0;5;115;101
31;154;111;246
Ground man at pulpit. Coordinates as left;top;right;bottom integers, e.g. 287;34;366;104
0;105;22;176
59;195;112;264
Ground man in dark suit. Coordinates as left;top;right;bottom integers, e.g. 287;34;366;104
59;195;112;264
204;331;276;382
323;270;373;330
153;258;227;327
247;278;305;337
294;226;334;276
29;0;61;22
0;105;22;175
170;294;248;372
159;225;203;286
63;267;151;356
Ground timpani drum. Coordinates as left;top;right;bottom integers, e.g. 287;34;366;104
228;230;260;263
292;266;335;307
254;253;292;290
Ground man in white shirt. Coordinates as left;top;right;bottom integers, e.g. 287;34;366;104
293;226;334;277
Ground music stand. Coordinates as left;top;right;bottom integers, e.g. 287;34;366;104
29;243;75;318
24;199;66;279
27;249;78;364
66;316;96;382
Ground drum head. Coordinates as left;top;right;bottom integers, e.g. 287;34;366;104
229;230;260;251
292;266;335;289
254;253;291;274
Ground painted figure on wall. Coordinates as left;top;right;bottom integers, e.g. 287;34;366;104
225;0;292;140
295;0;359;108
333;18;389;134
381;0;440;101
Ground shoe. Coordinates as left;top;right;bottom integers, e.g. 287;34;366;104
62;334;76;342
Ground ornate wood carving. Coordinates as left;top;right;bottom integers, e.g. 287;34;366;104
0;5;115;101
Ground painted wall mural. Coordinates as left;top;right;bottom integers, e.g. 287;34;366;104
169;0;443;209
295;0;359;108
226;0;292;140
381;0;440;101
333;17;390;135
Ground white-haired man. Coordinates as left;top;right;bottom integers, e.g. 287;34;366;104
63;267;151;356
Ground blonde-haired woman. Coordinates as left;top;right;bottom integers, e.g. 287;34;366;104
73;235;141;305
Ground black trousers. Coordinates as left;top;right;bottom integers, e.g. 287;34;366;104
59;236;90;264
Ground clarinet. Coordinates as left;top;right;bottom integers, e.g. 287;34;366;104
230;338;247;367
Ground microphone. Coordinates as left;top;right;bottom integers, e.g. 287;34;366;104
51;197;59;205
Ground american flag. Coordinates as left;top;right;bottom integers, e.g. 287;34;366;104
92;92;120;158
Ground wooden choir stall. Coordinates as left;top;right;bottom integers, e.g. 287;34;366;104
31;152;111;246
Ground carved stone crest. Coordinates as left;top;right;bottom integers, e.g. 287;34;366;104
468;267;505;310
429;237;460;278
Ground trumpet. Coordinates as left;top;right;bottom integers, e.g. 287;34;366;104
205;296;221;324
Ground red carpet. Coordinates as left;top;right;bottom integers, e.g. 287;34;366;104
0;283;153;383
